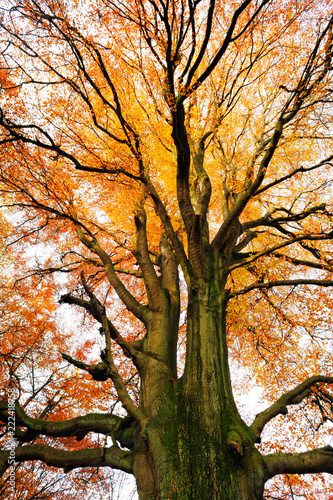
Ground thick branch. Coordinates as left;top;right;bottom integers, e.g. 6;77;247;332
192;140;212;222
143;175;191;286
189;139;212;279
0;443;134;477
172;104;195;236
0;400;120;442
211;191;248;252
59;351;110;381
250;376;333;442
134;209;163;311
265;446;333;478
160;233;180;378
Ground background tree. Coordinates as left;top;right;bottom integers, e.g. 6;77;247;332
0;0;333;498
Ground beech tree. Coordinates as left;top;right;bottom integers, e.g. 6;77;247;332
0;0;333;498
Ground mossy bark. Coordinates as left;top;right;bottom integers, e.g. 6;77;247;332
133;283;268;499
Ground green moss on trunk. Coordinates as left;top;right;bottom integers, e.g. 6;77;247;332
134;283;268;499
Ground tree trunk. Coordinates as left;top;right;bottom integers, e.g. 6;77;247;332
133;278;268;499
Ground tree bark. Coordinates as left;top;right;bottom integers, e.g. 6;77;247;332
132;264;268;499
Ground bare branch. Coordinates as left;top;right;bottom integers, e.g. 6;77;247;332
230;278;333;298
59;287;138;360
230;231;333;272
254;155;333;196
75;227;149;324
250;376;333;442
189;0;271;92
269;252;333;272
75;165;144;182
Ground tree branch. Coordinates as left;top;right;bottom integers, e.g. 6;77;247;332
0;400;120;442
250;376;333;442
230;278;333;298
254;155;333;196
159;233;180;378
75;227;149;324
242;204;328;233
230;231;333;272
61;273;148;428
269;252;332;272
172;103;195;237
143;175;191;286
134;208;163;311
190;0;271;91
212;19;333;252
0;443;134;477
185;0;216;87
264;445;333;478
75;165;144;182
59;288;139;360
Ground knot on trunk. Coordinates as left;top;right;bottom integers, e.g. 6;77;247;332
227;429;243;458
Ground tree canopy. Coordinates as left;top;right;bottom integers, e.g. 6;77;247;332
0;0;333;498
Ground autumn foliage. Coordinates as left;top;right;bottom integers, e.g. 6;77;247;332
0;0;333;498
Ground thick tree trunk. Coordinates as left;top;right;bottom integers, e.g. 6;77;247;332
133;280;268;499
